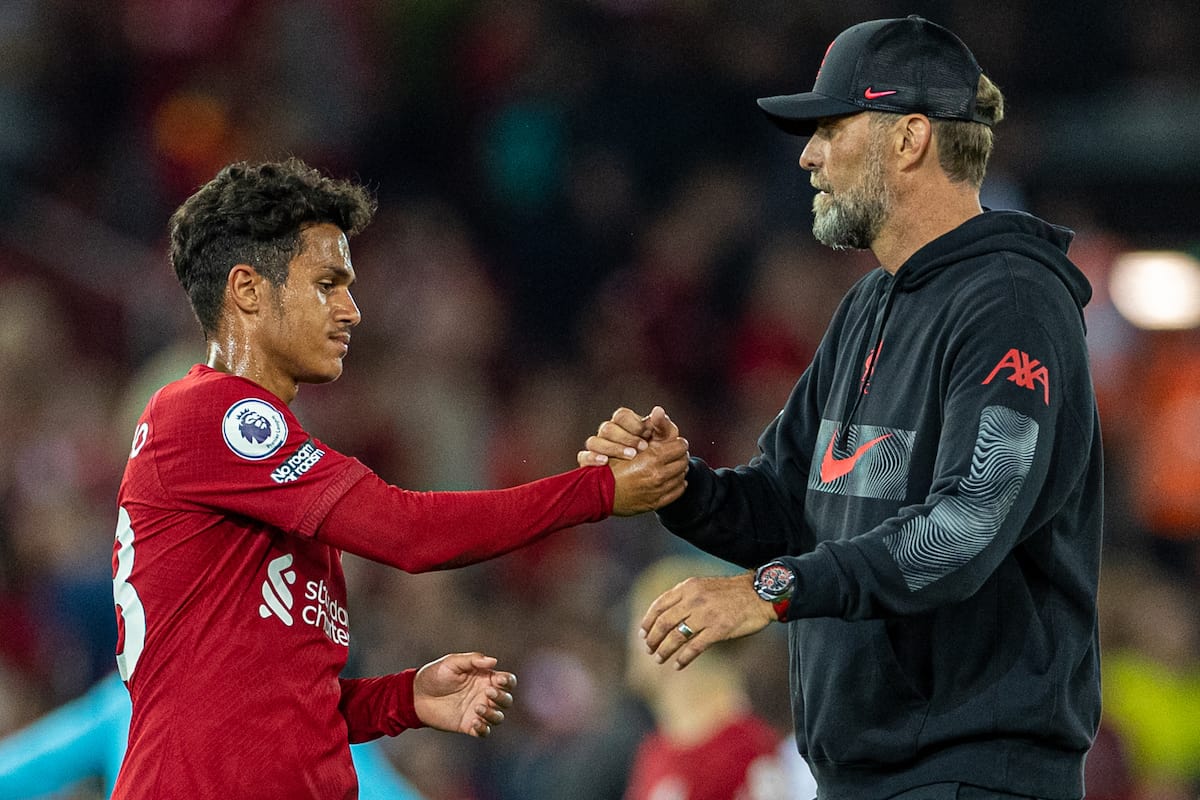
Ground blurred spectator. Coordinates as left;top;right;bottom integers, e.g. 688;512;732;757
1098;556;1200;798
0;672;427;800
1120;329;1200;563
0;1;1198;796
623;555;802;800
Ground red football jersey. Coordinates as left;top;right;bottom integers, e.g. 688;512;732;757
624;715;789;800
112;365;612;798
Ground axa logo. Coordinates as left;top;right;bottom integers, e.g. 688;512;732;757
982;348;1050;405
259;554;297;626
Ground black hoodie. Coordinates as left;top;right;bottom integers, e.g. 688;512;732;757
658;211;1103;799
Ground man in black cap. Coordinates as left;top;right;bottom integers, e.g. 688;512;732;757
581;16;1103;800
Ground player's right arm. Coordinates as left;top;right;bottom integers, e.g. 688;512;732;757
150;370;688;574
315;435;688;572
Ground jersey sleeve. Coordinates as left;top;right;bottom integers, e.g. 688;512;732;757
316;466;614;572
147;375;369;539
338;672;423;743
144;369;615;564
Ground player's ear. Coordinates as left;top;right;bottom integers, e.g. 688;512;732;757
228;264;264;314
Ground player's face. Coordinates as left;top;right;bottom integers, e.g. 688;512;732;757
259;222;361;387
801;113;894;251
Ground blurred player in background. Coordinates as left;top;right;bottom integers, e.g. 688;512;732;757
623;555;814;800
111;158;689;799
0;672;425;799
584;16;1103;800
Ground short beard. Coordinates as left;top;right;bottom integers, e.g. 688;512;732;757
810;138;892;251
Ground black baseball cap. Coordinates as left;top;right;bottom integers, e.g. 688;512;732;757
758;15;991;136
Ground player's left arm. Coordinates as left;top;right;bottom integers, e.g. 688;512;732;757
853;308;1068;612
338;653;515;743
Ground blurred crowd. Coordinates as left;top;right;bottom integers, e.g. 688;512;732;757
0;1;1198;798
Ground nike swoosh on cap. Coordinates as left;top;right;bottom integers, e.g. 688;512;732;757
820;430;894;483
863;87;899;100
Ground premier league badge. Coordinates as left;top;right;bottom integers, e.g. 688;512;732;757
222;398;288;460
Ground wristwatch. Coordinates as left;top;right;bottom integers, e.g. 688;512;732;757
753;560;797;622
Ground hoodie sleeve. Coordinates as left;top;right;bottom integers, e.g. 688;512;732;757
785;256;1094;619
654;414;817;569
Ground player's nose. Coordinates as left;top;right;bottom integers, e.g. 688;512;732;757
339;290;362;327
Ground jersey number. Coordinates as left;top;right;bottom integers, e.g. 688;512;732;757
113;506;147;682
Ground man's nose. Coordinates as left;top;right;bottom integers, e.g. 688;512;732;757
799;139;820;172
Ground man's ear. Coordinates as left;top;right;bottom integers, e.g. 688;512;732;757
228;264;263;314
896;114;933;170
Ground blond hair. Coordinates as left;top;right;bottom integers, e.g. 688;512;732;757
931;73;1005;187
870;73;1005;189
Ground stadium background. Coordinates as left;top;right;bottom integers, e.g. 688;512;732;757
0;0;1198;797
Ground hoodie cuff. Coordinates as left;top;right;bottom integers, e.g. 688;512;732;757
787;548;846;620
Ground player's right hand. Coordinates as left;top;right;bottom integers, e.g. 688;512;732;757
578;406;679;466
609;434;690;515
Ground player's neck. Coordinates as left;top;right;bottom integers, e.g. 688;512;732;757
205;339;299;405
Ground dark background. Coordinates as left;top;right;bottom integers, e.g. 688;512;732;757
0;1;1197;797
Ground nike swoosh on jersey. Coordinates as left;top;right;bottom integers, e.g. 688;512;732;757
820;430;894;483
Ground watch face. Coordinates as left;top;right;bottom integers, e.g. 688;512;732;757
756;563;794;599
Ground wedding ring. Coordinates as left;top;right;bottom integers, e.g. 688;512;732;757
677;622;696;640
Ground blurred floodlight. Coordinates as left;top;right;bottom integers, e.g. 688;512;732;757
1109;250;1200;330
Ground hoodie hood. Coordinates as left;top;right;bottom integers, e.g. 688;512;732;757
896;210;1090;321
835;209;1089;447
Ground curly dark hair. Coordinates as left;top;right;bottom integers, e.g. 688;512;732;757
169;158;377;337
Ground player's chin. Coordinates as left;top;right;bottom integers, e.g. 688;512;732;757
303;361;345;384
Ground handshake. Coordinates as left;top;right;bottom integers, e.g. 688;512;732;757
578;406;780;670
579;406;691;517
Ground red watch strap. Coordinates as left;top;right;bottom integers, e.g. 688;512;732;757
771;596;791;622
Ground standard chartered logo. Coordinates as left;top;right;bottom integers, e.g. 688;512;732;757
257;554;349;646
302;579;350;646
259;554;297;626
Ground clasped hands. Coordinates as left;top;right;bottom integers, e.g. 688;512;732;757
579;407;778;670
582;405;691;516
414;408;762;742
